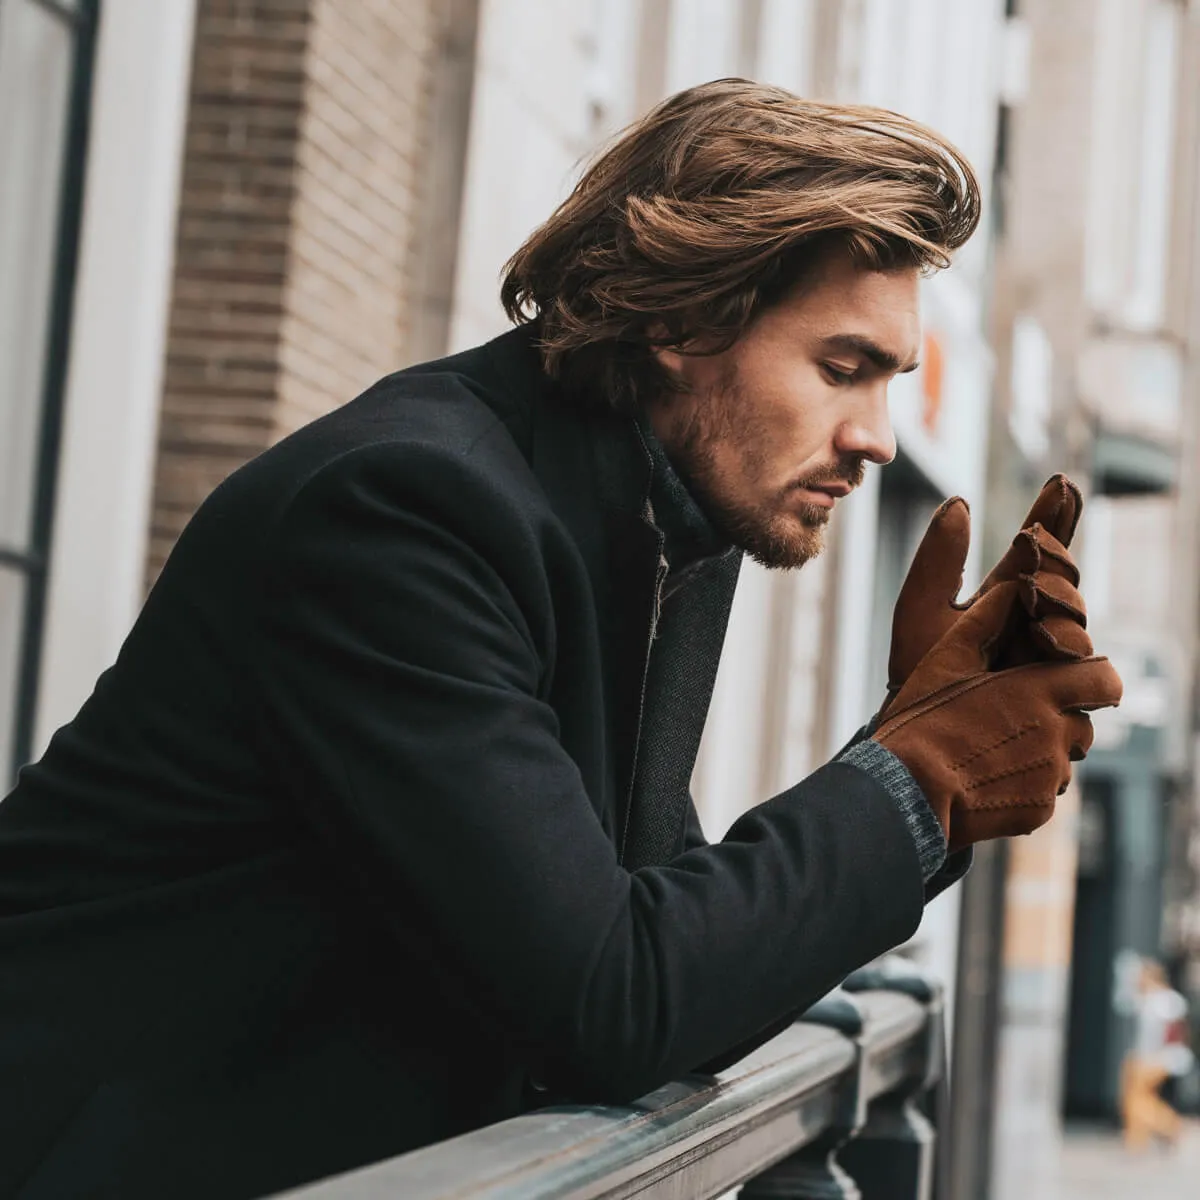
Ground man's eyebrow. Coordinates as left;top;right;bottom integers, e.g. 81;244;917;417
818;333;920;374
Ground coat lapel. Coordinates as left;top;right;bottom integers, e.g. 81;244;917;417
517;364;676;855
532;396;665;846
600;505;666;856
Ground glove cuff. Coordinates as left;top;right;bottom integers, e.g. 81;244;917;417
839;739;947;882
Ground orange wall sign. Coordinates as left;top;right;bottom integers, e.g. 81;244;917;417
921;329;945;435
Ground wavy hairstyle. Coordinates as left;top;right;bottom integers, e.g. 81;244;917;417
501;78;980;412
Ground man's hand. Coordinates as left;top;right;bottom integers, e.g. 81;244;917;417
873;582;1123;852
882;475;1091;717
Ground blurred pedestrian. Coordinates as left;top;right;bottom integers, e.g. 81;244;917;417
1121;958;1193;1150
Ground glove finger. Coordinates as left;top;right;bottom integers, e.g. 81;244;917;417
949;798;1055;853
971;477;1083;599
1005;525;1080;587
1027;524;1080;586
1029;616;1094;660
972;521;1079;605
1065;712;1094;762
1040;656;1124;713
888;496;970;688
1019;572;1087;625
1021;474;1083;547
891;581;1022;706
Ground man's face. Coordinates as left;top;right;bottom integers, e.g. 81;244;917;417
646;253;920;569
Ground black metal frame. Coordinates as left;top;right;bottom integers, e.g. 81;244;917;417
2;0;100;780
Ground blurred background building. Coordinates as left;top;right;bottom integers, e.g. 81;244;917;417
978;3;1200;1196
2;0;1199;1195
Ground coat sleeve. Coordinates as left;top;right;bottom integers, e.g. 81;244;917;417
926;848;973;901
840;722;971;901
249;444;927;1103
681;795;707;853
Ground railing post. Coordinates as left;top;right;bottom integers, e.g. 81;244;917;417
837;964;943;1200
739;992;867;1200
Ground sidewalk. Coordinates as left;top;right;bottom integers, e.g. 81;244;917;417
1051;1120;1200;1198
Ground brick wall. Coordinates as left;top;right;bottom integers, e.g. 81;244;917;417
276;0;435;439
148;0;439;582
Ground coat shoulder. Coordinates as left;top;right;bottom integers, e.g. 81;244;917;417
193;354;552;566
266;363;538;502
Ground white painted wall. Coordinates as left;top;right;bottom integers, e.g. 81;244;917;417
662;0;740;91
447;0;597;352
33;0;198;752
693;559;783;838
1083;0;1181;333
755;0;817;95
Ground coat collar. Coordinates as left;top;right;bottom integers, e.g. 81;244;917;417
480;324;653;516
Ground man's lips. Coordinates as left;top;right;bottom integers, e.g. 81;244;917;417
794;481;853;508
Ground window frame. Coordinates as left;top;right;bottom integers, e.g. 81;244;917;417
2;0;100;780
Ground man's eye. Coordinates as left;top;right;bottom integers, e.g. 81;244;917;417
821;364;856;386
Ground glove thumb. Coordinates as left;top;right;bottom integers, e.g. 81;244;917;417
887;497;971;692
887;580;1021;714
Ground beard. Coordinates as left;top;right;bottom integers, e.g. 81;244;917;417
657;375;865;571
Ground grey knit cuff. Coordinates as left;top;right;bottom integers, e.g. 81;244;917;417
838;739;947;882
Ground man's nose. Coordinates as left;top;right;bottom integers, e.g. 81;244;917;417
834;385;896;466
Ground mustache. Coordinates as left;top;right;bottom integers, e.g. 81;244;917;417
790;457;867;492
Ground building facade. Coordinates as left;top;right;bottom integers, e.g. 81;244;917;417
984;1;1200;1197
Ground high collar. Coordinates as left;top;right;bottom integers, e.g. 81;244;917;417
478;324;730;567
635;415;730;574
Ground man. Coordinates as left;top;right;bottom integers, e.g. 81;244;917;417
0;80;1120;1198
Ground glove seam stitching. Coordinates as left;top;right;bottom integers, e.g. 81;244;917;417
964;796;1058;811
951;720;1040;768
963;754;1056;790
879;656;1110;736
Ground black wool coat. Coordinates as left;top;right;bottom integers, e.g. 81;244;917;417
0;328;933;1199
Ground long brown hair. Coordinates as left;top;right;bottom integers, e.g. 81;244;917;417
501;78;980;412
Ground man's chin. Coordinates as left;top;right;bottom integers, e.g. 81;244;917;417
737;515;827;571
690;486;830;570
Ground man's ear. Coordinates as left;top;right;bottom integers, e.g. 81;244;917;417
645;322;687;377
651;344;687;374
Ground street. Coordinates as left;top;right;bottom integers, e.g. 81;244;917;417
1052;1121;1200;1198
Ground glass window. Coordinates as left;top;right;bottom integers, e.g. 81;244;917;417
1125;0;1179;331
0;0;96;782
0;0;74;552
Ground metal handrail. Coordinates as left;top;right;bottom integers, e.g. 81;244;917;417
282;965;942;1200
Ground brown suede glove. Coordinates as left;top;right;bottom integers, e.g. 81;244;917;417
873;582;1123;852
883;475;1091;716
